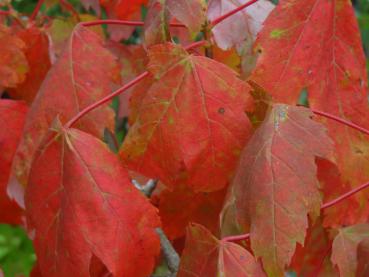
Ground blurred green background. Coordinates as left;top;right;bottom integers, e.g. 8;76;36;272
0;0;368;276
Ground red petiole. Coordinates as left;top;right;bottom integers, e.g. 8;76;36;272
82;19;186;28
29;0;44;21
80;0;260;29
211;0;260;26
312;109;369;136
64;40;208;129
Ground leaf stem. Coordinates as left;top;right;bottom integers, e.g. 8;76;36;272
184;40;208;50
321;181;369;210
60;0;80;21
29;0;44;21
222;233;250;243
312;109;369;136
65;71;150;129
83;0;261;30
210;0;260;27
222;180;369;242
81;19;186;28
64;41;207;129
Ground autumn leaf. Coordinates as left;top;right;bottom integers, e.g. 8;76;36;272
178;223;265;276
81;0;101;15
222;104;333;275
289;217;337;277
170;18;192;45
0;100;27;225
152;183;227;240
250;0;369;220
10;25;116;190
143;0;206;44
106;42;150;119
166;0;206;33
0;24;28;88
100;0;148;41
207;0;274;78
143;0;171;47
8;27;51;104
30;263;42;277
331;224;369;277
47;14;103;60
26;121;160;277
317;159;363;227
100;0;148;20
212;46;241;74
120;43;254;192
356;238;369;277
207;0;274;50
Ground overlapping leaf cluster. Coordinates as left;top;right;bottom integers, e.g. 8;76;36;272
0;0;369;276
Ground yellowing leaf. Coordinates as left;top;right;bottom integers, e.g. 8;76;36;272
8;27;51;104
222;104;333;275
143;0;171;47
47;15;102;60
250;0;369;222
0;24;28;88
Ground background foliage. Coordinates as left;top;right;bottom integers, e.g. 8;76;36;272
0;0;368;276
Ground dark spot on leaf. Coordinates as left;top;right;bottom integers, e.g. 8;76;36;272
354;147;364;154
218;107;225;114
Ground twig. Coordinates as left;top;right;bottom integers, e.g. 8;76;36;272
132;179;158;197
131;179;179;275
155;228;180;276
